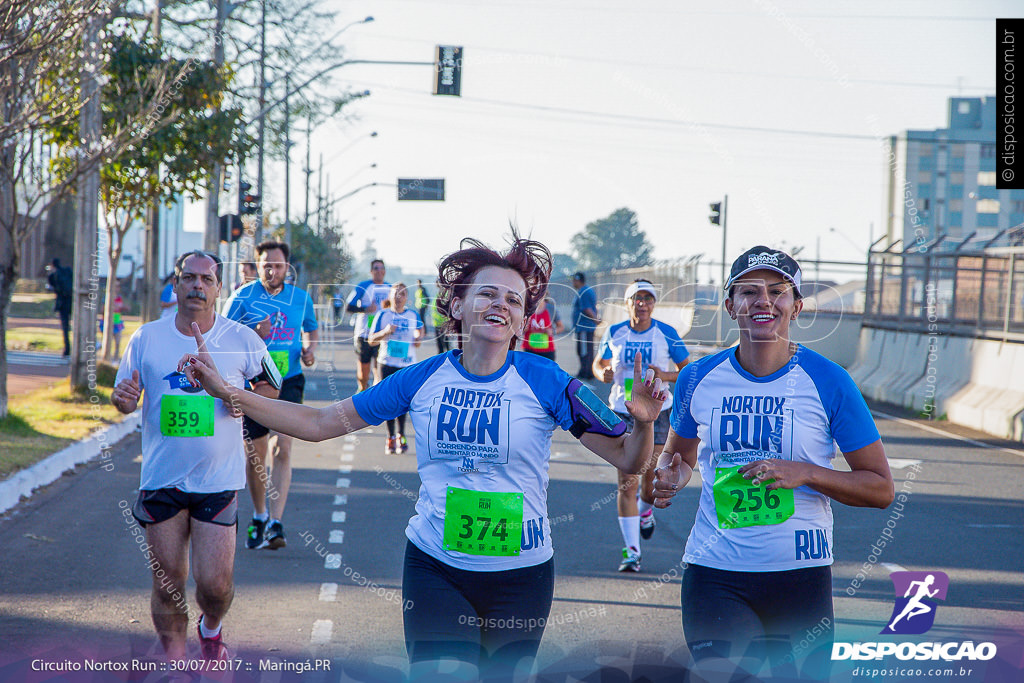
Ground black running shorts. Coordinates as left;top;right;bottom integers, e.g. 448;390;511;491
132;488;238;528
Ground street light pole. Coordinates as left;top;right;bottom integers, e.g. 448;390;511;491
255;0;266;244
284;74;291;246
717;194;728;346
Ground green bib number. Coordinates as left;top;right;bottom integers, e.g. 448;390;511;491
270;350;290;376
527;332;547;350
712;466;794;529
443;487;524;556
387;340;410;360
160;395;215;437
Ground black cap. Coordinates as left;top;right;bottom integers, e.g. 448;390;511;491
725;246;802;296
572;272;585;281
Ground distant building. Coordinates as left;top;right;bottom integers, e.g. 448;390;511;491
885;96;1024;251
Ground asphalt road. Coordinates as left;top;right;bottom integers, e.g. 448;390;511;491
0;330;1021;682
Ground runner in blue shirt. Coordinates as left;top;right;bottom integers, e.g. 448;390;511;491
222;241;318;551
179;230;669;680
653;246;894;680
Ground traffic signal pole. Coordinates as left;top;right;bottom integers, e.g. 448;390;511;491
710;195;728;346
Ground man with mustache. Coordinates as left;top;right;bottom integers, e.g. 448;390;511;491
111;250;282;661
223;241;319;551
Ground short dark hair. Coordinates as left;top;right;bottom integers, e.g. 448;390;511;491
371;259;385;269
256;240;290;262
436;226;552;350
573;271;585;282
174;250;223;283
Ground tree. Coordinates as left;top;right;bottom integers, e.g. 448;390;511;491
48;33;245;360
0;2;131;417
551;252;579;282
273;220;351;291
570;207;653;272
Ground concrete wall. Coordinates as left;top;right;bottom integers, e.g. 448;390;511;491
848;327;1024;440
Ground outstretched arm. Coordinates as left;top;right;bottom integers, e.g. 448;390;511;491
178;322;368;442
651;429;699;508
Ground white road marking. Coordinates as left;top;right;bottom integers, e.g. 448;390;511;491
334;494;348;505
310;619;332;644
336;478;351;488
343;443;355;451
338;466;353;474
344;435;358;443
872;410;1024;458
966;524;1018;528
886;458;923;469
341;452;354;462
882;563;908;574
329;530;345;544
551;452;572;459
325;554;342;569
319;583;338;602
332;510;347;523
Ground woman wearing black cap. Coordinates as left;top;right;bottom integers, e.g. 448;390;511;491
652;246;894;679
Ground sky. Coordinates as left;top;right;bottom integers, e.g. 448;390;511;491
239;0;1009;284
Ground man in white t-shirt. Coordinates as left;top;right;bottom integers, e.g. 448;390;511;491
112;250;281;662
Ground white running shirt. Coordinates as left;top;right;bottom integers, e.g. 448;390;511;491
597;319;689;413
116;315;278;493
670;345;879;572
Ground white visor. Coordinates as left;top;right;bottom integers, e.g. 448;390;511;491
624;282;658;301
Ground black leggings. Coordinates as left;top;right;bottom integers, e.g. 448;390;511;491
681;563;834;680
380;364;407;437
402;541;554;678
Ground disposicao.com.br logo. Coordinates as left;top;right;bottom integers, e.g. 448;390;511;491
832;570;997;663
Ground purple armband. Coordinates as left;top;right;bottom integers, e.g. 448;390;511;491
565;378;626;439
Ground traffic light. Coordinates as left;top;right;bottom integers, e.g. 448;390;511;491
240;188;260;216
709;202;722;226
219;214;243;243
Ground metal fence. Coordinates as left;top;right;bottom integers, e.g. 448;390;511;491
864;246;1024;342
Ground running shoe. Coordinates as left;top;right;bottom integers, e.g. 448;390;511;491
264;521;286;550
398;435;409;454
618;546;641;572
385;436;398;454
639;509;656;540
197;617;229;661
246;517;267;550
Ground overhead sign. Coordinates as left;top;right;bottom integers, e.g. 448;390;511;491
433;45;463;97
397;178;445;201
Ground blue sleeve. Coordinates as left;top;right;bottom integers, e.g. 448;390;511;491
160;284;172;303
513;353;625;437
804;353;880;452
346;281;369;313
598;327;613;360
582;288;597;310
368;310;388;335
302;292;318;332
670;362;700;438
511;353;576;430
223;290;246;323
657;320;690;364
351;354;448;425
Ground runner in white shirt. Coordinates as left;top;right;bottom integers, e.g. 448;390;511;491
345;259;392;392
179;231;668;680
593;279;689;572
652;246;894;680
111;251;281;663
367;282;424;453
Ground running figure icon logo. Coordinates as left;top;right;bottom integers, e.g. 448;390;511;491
880;571;949;635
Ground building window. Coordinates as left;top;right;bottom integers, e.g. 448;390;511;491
1014;200;1024;213
950;144;966;158
976;199;1001;214
950;199;963;212
918;171;932;183
958;101;972;115
950;172;964;185
981;144;996;158
978;171;997;186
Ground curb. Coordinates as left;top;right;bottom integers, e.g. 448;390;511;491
0;413;141;515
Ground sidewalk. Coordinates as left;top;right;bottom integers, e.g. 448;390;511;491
6;351;69;396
